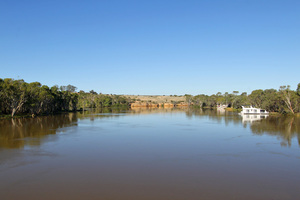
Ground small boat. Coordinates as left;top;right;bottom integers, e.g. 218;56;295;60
240;106;269;115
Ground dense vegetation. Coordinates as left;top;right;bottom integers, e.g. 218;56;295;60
186;83;300;114
77;90;131;109
0;78;131;117
1;78;299;117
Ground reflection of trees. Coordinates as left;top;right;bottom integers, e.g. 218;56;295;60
187;108;300;147
0;109;127;149
185;108;241;126
250;116;300;147
79;107;190;117
77;108;129;120
0;113;77;149
2;108;299;149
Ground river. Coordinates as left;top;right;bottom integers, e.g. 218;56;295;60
0;108;299;200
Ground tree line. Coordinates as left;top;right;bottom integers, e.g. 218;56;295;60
1;78;300;117
0;78;131;117
77;90;131;110
185;83;300;114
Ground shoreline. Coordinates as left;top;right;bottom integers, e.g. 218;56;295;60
1;106;299;120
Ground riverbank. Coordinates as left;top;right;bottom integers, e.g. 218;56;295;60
0;110;82;120
1;104;299;120
0;105;132;120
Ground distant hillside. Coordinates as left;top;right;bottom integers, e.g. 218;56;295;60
124;95;186;104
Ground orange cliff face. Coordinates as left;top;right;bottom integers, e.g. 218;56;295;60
130;101;189;108
163;103;174;108
131;101;176;108
131;102;158;108
176;102;189;107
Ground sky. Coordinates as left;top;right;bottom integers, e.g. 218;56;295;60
1;0;299;95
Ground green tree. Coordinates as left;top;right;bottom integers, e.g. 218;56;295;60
185;94;193;105
231;91;239;108
224;92;230;105
1;79;28;116
89;90;97;95
249;89;264;108
279;85;297;114
261;89;279;112
235;92;248;108
192;94;206;107
102;96;112;107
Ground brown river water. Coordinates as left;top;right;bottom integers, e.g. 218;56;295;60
0;108;299;200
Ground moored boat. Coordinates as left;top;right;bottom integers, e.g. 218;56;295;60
240;106;269;115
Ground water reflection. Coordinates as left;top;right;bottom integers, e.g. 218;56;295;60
188;109;300;147
240;114;269;124
1;108;300;149
250;116;300;147
185;108;242;126
0;113;78;149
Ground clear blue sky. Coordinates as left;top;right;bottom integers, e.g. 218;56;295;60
1;0;299;95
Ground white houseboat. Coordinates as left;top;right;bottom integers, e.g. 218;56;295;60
240;106;269;115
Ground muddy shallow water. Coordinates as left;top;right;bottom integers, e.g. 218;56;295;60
0;108;299;200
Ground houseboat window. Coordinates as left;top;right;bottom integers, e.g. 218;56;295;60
260;110;265;112
246;109;249;112
254;110;257;112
